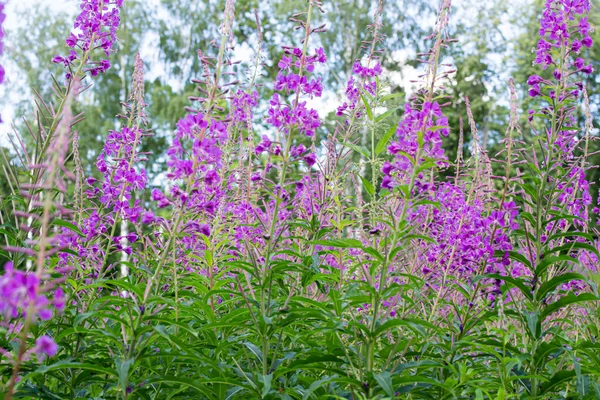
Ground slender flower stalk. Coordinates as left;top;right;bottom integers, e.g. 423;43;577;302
2;79;78;400
141;0;236;305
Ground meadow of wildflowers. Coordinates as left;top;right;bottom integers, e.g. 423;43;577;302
0;0;599;398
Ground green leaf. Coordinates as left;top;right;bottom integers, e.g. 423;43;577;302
547;231;595;243
362;246;384;262
359;175;375;196
535;255;579;276
536;272;587;301
545;242;600;258
540;370;576;395
52;219;84;237
375;107;399;123
260;374;273;397
373;318;433;338
312;239;363;248
380;92;404;102
361;94;373;121
23;361;117;382
375;125;397;155
412;199;441;209
393;375;443;389
487;273;533;301
522;183;538;202
495;250;532;271
520;211;536;227
541;293;600;320
244;342;263;363
301;376;362;400
340;141;370;158
116;358;134;392
146;376;215;397
523;311;541;340
374;371;394;398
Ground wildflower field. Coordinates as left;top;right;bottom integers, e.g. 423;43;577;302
0;0;600;398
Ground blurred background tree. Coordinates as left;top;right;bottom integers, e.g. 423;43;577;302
0;0;598;201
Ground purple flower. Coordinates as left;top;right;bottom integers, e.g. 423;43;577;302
553;69;561;80
528;84;542;97
230;90;258;124
177;113;208;138
527;75;543;86
141;211;156;224
315;47;327;63
66;33;78;47
54;0;123;76
381;175;393;190
127;232;138;243
581;36;593;48
303;153;316;167
34;335;58;359
291;144;306;157
0;263;61;322
278;55;292;70
53;288;65;311
267;41;323;138
199;224;210;237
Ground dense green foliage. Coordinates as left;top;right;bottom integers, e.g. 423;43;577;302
0;0;599;399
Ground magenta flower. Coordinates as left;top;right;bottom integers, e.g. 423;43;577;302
34;335;58;360
267;44;324;138
0;263;63;322
52;0;123;76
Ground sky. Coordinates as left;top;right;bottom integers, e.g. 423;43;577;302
1;0;73;145
0;0;162;146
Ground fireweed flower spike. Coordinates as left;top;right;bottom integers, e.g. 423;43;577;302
532;0;593;71
526;0;595;241
374;0;515;318
52;0;123;77
65;53;149;284
2;79;79;400
236;4;328;321
336;0;385;128
20;0;124;234
142;0;237;302
382;0;452;194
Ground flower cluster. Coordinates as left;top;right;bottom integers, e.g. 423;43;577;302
533;0;593;70
527;0;593;100
53;0;123;76
61;125;148;280
92;127;148;221
412;184;518;302
159;112;230;271
336;61;383;118
166;113;226;187
0;262;65;323
230;89;259;125
382;101;449;189
527;0;595;235
555;166;592;226
59;57;149;282
267;47;326;137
